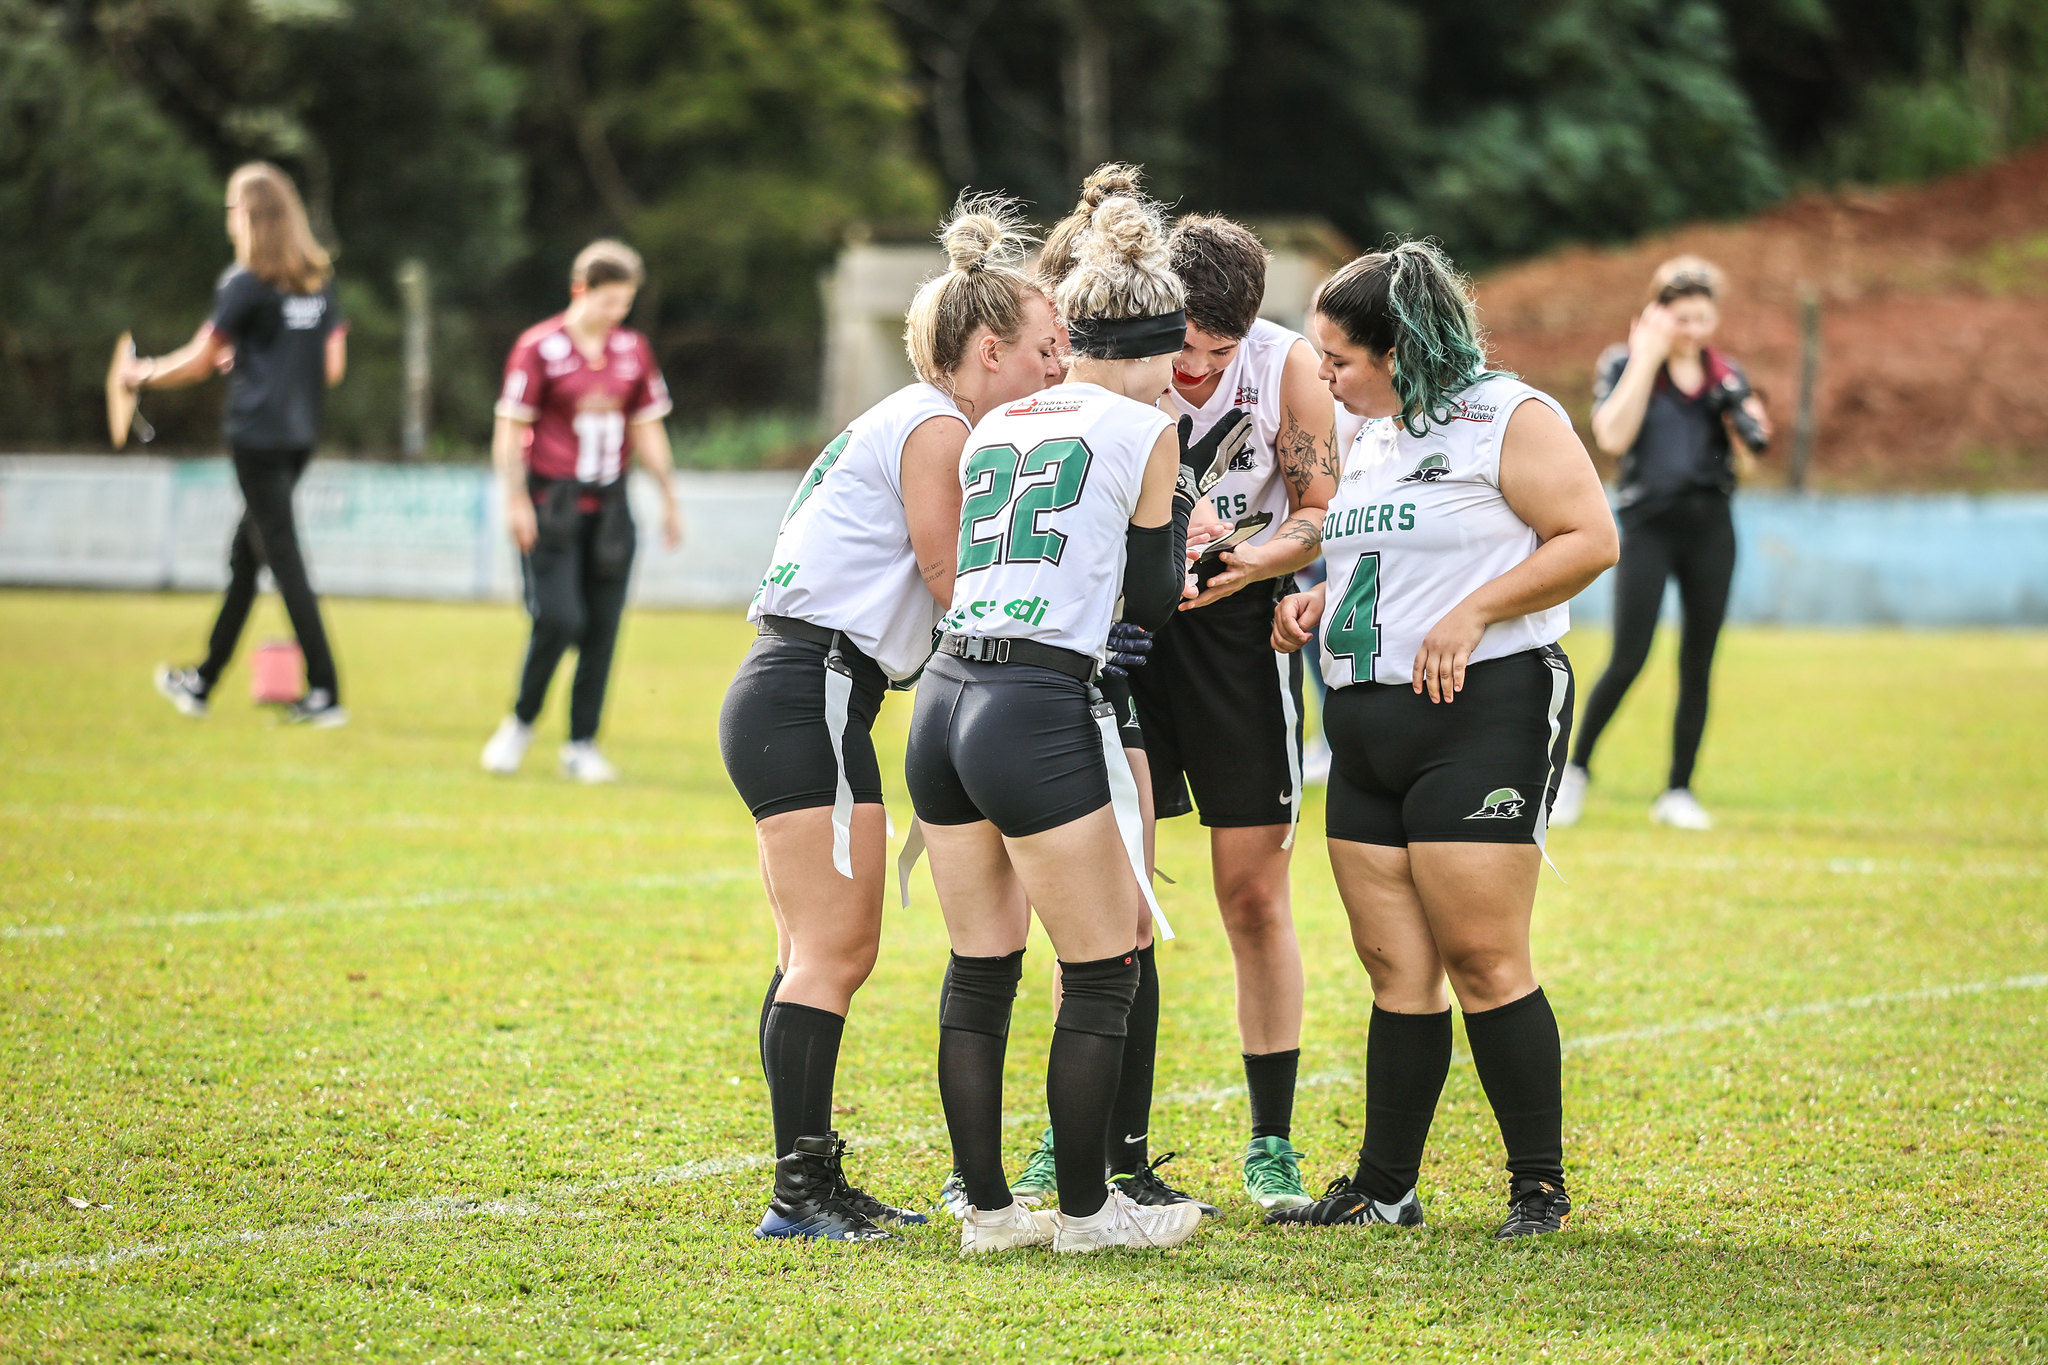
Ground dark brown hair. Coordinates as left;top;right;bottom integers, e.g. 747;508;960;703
1313;239;1500;437
1649;254;1723;306
1167;215;1268;339
226;162;331;295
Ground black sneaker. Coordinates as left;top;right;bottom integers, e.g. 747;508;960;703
755;1133;892;1241
1495;1179;1571;1239
154;664;209;718
283;689;349;728
1109;1151;1220;1217
837;1171;929;1227
1265;1175;1425;1227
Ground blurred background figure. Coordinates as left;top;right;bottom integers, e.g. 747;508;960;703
143;162;350;727
1552;257;1771;831
479;241;681;783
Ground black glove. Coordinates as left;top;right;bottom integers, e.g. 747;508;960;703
1102;620;1153;678
1175;408;1255;505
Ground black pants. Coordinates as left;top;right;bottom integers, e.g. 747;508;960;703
198;448;339;699
1571;490;1735;791
513;506;635;742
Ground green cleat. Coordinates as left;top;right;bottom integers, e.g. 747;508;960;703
1242;1135;1312;1211
1010;1127;1059;1206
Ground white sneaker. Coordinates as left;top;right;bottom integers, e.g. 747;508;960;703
560;741;618;784
1549;764;1589;827
1302;737;1332;786
480;717;532;774
1650;787;1713;830
959;1200;1056;1255
1052;1188;1204;1253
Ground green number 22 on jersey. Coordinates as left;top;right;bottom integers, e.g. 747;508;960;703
1325;552;1381;678
957;438;1093;571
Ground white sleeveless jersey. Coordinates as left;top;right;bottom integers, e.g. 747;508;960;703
1319;375;1573;688
1161;317;1304;540
750;382;968;681
938;383;1172;659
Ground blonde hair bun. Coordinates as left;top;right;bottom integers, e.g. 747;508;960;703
1054;193;1184;325
939;194;1032;274
1079;163;1143;208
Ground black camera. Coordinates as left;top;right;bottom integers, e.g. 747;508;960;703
1705;372;1768;454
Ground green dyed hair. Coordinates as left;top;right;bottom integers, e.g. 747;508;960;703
1312;239;1509;437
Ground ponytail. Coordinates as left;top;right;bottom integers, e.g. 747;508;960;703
904;194;1044;391
1312;239;1506;437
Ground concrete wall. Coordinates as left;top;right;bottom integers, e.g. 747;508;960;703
4;456;2045;624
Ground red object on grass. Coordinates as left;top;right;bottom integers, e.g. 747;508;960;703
250;640;304;704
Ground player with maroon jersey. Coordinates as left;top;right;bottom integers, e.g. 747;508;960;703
480;240;681;782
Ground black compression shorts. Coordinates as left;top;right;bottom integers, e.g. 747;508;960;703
905;653;1111;838
1323;644;1574;847
718;626;887;820
1126;580;1303;827
1097;671;1144;753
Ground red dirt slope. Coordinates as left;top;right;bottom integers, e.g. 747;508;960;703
1475;142;2048;489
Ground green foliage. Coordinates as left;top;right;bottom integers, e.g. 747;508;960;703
669;411;821;470
3;592;2047;1358
0;0;221;445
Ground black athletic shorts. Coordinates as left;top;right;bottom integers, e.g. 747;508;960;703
1097;671;1144;752
1126;579;1303;827
905;653;1111;838
718;625;887;821
1323;644;1574;847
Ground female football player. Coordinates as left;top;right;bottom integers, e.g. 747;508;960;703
1269;242;1618;1237
142;162;350;726
479;240;681;782
718;198;1062;1241
907;189;1228;1255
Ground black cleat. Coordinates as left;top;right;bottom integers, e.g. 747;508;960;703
1109;1151;1221;1217
1265;1175;1425;1228
1495;1179;1571;1239
837;1167;929;1227
754;1133;892;1241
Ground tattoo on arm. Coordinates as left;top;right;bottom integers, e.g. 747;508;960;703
1278;420;1322;499
1273;516;1321;552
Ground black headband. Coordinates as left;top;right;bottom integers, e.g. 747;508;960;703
1067;309;1186;359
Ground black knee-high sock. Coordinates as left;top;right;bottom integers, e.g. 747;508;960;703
762;1001;843;1158
756;966;784;1080
1463;987;1565;1188
1049;950;1138;1218
1244;1048;1301;1141
1106;944;1159;1176
937;950;1023;1210
1352;1006;1453;1203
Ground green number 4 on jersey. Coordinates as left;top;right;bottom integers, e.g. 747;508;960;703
1326;551;1381;677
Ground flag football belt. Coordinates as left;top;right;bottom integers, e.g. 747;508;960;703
757;614;838;647
758;614;858;881
936;632;1096;683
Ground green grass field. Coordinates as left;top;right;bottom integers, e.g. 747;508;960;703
2;589;2045;1362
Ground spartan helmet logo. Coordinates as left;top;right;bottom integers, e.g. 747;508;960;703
1464;787;1526;820
1398;452;1451;483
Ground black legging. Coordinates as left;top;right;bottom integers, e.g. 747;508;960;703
198;448;340;699
1570;490;1735;791
513;508;634;742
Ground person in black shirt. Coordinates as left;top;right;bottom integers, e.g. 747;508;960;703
133;162;350;727
1552;256;1770;830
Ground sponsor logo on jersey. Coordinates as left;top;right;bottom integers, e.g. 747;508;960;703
764;561;798;587
940;595;1057;630
1233;382;1260;407
538;332;573;363
281;295;327;330
1005;395;1086;417
1397;453;1451;483
1448;397;1499;424
1003;595;1051;625
1464;787;1526;820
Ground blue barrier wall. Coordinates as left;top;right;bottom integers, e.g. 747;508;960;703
1569;492;2048;627
3;459;2044;623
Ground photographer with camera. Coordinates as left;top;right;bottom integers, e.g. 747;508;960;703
1551;257;1770;831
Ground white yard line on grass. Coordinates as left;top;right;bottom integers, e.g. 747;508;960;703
9;972;2044;1281
2;870;752;940
0;801;749;843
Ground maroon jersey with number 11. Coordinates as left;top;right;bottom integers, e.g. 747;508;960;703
495;315;672;485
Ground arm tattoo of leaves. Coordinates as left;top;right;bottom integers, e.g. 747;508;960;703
1273;516;1321;551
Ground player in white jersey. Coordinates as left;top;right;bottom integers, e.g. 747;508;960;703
1267;242;1618;1238
1142;212;1340;1211
717;199;1062;1241
905;190;1227;1256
